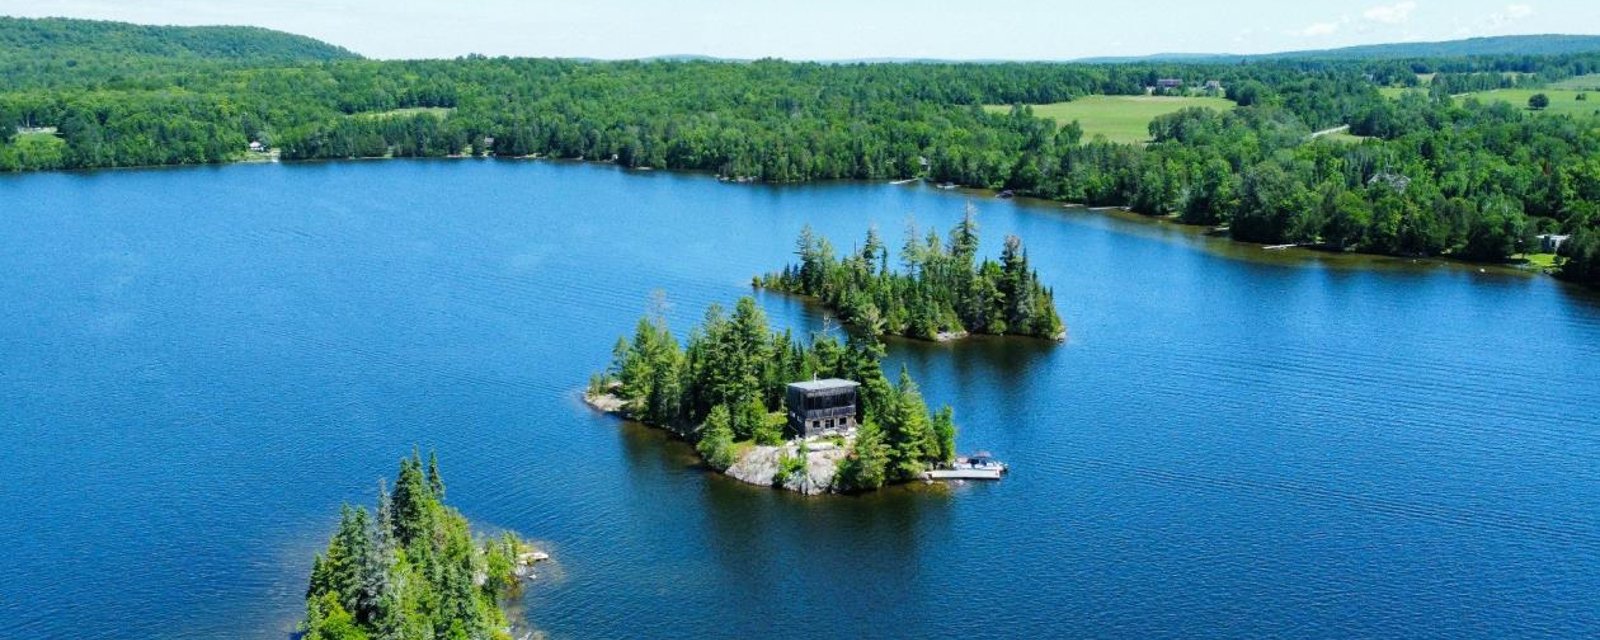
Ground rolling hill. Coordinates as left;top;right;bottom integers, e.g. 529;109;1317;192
1076;34;1600;63
0;16;359;87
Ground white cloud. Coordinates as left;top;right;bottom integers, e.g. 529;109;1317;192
1363;1;1418;25
1299;21;1341;37
1476;3;1536;32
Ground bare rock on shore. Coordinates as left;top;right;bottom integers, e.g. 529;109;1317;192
583;389;627;414
725;438;851;495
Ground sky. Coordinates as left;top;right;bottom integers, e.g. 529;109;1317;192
3;0;1599;60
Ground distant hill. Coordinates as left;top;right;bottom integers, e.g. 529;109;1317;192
645;35;1600;66
0;16;359;87
1076;34;1600;64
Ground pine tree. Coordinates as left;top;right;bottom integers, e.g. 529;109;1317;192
696;405;736;471
950;204;980;265
426;452;444;502
882;367;936;481
931;406;957;464
860;224;886;276
388;455;431;548
836;419;888;491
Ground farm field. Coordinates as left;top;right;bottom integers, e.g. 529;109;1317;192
1551;74;1600;90
1460;88;1599;118
985;95;1235;144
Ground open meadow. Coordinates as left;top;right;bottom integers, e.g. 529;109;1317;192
984;95;1236;144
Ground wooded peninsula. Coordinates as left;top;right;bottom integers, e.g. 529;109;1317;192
3;16;1600;287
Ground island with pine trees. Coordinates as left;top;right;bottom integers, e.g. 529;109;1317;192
300;453;547;640
754;208;1066;342
586;296;959;494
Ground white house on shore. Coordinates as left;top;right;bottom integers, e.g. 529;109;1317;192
1538;234;1571;253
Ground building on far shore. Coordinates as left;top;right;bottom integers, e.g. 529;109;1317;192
785;378;860;439
1155;78;1184;89
1539;234;1571;253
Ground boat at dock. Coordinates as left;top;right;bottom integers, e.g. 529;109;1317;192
924;451;1008;481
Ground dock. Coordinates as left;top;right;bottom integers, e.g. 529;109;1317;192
890;178;919;185
923;451;1008;482
925;468;1004;480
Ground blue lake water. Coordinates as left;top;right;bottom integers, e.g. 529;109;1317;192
2;159;1598;638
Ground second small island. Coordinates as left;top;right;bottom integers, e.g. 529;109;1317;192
754;206;1066;342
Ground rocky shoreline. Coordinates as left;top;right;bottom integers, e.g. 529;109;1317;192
584;390;847;495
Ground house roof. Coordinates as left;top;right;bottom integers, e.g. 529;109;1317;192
787;378;860;392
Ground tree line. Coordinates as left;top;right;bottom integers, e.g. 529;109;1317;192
756;213;1064;341
302;452;527;640
596;296;955;491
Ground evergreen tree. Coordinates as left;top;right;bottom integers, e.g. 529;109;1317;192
426;452;444;502
931;406;957;464
836;419;889;492
696;405;736;471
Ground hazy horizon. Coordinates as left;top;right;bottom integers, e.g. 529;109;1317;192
4;0;1599;61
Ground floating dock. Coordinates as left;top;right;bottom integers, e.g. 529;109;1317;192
924;452;1008;482
925;467;1004;480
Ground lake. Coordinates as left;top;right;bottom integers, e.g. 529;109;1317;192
3;159;1598;638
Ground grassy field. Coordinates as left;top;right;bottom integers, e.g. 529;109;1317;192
1381;85;1600;117
1316;130;1373;144
1551;74;1600;90
985;95;1236;144
1516;253;1561;272
354;106;456;120
1459;89;1599;118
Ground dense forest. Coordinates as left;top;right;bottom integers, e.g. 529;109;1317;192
2;17;1599;287
0;17;357;89
596;296;955;491
757;214;1065;341
302;453;531;640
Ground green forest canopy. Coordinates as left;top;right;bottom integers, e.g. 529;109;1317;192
302;453;528;640
757;215;1065;341
0;16;358;89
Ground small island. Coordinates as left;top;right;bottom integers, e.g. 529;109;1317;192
300;453;546;640
754;207;1066;342
587;296;957;494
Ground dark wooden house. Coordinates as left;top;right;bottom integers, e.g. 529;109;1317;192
785;379;860;438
